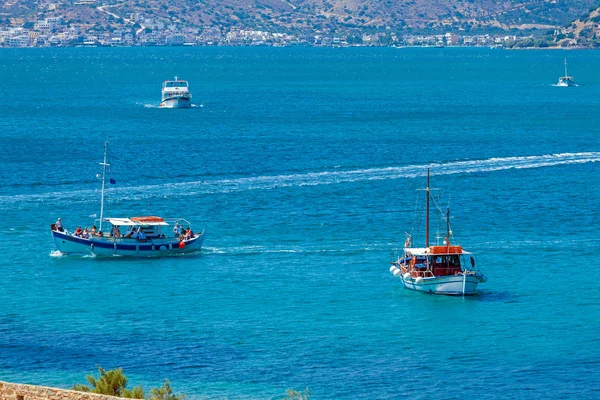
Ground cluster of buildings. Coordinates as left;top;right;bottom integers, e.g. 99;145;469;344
0;16;80;47
402;32;519;47
0;14;525;48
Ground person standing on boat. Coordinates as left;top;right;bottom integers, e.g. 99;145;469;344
55;218;63;232
173;223;182;238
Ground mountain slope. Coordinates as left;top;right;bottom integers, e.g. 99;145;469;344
1;0;598;36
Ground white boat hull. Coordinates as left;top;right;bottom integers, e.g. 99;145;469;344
556;77;576;87
160;97;191;108
401;275;482;295
391;266;485;295
51;230;204;257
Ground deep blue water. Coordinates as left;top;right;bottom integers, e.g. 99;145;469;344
1;47;599;399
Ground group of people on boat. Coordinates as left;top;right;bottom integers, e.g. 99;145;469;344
173;222;194;241
109;225;164;241
54;218;162;242
74;225;102;239
54;217;196;245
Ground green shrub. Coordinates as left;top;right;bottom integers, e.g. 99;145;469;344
74;366;184;400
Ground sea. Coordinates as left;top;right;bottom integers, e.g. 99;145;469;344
0;47;599;399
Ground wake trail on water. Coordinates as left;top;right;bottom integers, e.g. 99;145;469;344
1;152;598;206
143;104;203;108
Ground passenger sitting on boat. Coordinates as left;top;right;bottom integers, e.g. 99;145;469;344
96;230;103;237
113;226;121;238
82;228;90;239
137;230;146;241
74;226;83;237
90;225;97;235
126;226;139;238
55;218;64;232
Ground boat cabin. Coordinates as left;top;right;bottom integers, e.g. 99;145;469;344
163;78;189;90
402;246;470;277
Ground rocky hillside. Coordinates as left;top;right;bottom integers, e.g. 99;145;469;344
501;5;600;48
559;5;600;46
2;0;598;35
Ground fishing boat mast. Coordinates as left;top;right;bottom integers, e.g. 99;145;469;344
99;141;109;232
445;207;451;246
564;58;568;77
425;168;430;247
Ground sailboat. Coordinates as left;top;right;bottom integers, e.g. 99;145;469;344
50;142;205;256
389;169;486;295
556;58;576;87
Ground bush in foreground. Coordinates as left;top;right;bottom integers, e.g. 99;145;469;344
73;366;184;400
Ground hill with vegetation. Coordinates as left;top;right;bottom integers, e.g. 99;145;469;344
503;4;600;48
2;0;599;35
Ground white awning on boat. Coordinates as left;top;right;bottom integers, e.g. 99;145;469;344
104;218;169;226
405;247;472;255
405;247;429;255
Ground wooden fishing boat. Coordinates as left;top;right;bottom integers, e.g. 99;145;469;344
50;142;204;256
389;169;486;295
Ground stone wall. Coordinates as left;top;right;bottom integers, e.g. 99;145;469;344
0;381;125;400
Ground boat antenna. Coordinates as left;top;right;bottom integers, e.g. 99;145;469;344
426;168;430;247
99;141;110;232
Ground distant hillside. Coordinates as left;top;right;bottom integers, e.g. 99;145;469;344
559;5;600;46
2;0;599;35
502;5;600;48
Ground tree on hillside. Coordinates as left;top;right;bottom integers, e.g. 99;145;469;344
73;366;144;398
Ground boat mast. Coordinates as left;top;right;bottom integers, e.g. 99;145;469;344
445;207;451;246
564;58;568;77
426;168;430;247
99;141;110;232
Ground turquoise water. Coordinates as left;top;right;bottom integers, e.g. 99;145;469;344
1;47;599;399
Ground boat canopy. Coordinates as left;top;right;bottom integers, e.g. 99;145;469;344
104;217;169;226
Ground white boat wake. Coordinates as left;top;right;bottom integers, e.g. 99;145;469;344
143;103;203;108
1;152;599;206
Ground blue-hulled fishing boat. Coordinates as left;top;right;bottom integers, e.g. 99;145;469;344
50;142;204;256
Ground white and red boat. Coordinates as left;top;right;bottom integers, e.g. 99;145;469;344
50;142;204;257
389;169;486;295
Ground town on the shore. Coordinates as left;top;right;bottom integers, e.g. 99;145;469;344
2;3;591;49
0;18;557;49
